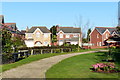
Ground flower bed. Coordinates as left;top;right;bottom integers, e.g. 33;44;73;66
91;63;120;73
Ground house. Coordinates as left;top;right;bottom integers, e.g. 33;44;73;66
0;15;24;38
106;35;120;47
25;26;51;47
56;26;82;47
90;27;118;46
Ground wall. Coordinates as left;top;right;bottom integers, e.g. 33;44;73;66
90;29;102;46
25;40;34;47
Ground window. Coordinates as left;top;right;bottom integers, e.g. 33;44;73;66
36;42;41;45
44;34;48;38
97;34;99;38
60;34;63;38
99;42;102;46
73;34;78;37
97;42;99;46
28;34;32;38
36;32;40;37
66;34;70;38
106;34;108;38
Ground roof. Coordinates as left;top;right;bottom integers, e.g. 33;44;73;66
57;27;81;33
107;35;120;42
27;26;51;33
95;27;117;35
21;30;26;34
4;23;17;30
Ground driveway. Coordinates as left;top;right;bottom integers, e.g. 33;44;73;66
2;50;105;78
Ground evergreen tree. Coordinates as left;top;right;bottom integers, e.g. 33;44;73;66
50;25;57;43
87;28;91;42
2;29;12;53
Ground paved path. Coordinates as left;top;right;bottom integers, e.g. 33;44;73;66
2;50;106;78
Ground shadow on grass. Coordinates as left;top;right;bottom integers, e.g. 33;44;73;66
94;49;120;66
94;52;108;63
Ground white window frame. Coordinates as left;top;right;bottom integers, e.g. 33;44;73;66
97;34;99;38
60;34;63;38
66;34;70;38
27;33;32;38
106;34;108;39
44;34;48;38
36;32;40;38
99;42;102;46
44;42;48;45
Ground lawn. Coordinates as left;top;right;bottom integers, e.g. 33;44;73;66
1;48;102;73
46;52;120;79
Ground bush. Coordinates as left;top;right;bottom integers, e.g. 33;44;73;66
91;62;120;73
53;49;61;53
2;53;13;64
18;46;72;50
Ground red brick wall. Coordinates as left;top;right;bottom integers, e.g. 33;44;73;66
90;29;102;46
90;46;107;49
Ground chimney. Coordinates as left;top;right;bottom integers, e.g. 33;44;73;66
26;26;29;32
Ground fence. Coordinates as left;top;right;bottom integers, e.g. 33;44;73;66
2;47;72;64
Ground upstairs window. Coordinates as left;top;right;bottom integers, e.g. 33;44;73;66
28;34;32;38
36;32;40;37
66;34;70;38
106;34;108;39
44;34;48;38
60;34;63;38
97;34;99;38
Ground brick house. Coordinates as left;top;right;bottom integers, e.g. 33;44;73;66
0;15;24;38
25;26;51;47
90;27;118;46
56;26;82;47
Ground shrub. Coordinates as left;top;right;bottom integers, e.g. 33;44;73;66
2;53;13;64
91;63;119;73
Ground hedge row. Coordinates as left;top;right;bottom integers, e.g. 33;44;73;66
18;46;72;50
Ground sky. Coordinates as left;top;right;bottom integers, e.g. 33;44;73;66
1;2;118;32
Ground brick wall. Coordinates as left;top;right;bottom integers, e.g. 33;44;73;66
90;29;102;46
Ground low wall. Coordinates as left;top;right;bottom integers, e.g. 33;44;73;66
90;46;107;49
82;46;107;49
